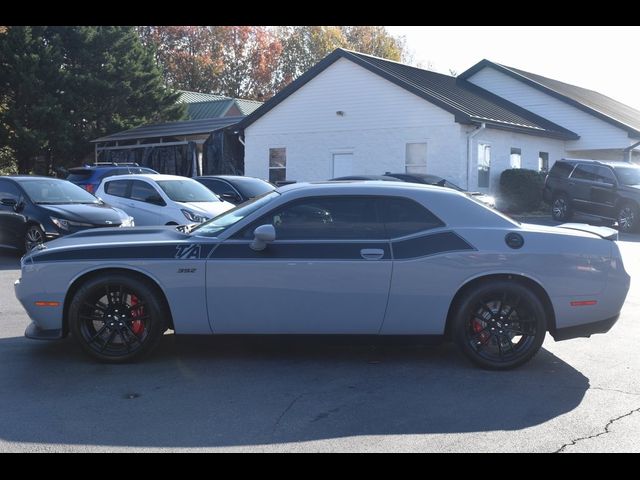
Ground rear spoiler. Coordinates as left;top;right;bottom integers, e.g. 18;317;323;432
557;223;618;241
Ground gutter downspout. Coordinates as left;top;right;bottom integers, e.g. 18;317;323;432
623;140;640;163
466;122;486;190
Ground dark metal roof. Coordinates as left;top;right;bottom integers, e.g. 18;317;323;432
240;49;578;140
92;117;243;143
460;60;640;139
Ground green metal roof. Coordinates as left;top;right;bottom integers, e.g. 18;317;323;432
187;100;234;120
234;98;263;115
178;90;230;103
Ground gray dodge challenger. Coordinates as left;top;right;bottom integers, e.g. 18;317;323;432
14;181;631;369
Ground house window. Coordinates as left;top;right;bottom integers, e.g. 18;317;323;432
477;143;491;188
510;148;522;169
405;143;427;174
538;152;549;172
269;148;286;184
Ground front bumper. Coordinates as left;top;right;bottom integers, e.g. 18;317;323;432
15;277;65;336
25;322;63;340
551;314;620;341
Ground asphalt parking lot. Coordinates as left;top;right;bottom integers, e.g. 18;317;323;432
0;218;639;452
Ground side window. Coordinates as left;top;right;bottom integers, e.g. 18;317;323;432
596;167;616;184
0;180;21;200
203;179;236;196
269;148;286;184
130;180;159;203
238;196;385;240
549;161;574;178
104;180;130;198
378;197;444;238
571;164;598;181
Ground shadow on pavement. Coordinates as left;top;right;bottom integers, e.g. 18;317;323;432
0;334;589;448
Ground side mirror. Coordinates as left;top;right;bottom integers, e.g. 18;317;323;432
220;192;242;203
1;198;17;207
250;224;276;251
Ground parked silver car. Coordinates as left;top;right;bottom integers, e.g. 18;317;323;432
15;181;630;369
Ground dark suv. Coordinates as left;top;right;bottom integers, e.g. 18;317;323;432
66;163;158;194
543;158;640;232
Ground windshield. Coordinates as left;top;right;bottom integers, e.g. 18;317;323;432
191;191;280;237
615;166;640;186
228;177;275;198
157;179;220;203
21;179;100;204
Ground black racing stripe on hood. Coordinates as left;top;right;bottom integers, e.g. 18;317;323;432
31;243;216;262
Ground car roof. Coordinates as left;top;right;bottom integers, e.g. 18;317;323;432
3;175;67;182
101;174;190;182
277;180;461;196
196;175;269;182
558;158;639;168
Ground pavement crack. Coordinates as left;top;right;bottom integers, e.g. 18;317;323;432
589;386;640;396
272;393;305;437
555;406;640;453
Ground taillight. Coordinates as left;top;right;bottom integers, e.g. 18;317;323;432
85;184;95;193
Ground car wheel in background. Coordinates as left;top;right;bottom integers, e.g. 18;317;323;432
24;224;45;252
617;203;640;233
452;280;547;370
68;273;168;363
551;194;573;221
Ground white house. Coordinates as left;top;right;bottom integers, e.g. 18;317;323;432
240;49;640;193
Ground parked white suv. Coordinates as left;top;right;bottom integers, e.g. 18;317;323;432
96;174;234;226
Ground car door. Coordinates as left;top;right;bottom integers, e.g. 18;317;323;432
206;195;393;334
127;180;164;225
589;166;618;218
0;179;26;249
568;164;599;215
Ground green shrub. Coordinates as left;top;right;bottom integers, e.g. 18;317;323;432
499;169;545;213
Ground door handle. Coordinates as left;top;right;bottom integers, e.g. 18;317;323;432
360;248;384;260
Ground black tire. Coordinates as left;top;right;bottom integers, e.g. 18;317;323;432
551;194;573;221
68;273;168;363
25;224;45;252
452;280;547;370
617;202;640;233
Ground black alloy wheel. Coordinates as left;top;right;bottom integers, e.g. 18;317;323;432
453;281;547;370
69;274;168;362
617;203;639;233
551;195;572;221
25;225;45;252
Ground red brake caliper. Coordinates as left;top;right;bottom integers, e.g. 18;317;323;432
130;295;144;336
472;318;490;344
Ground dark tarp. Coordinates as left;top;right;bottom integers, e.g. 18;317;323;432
140;142;196;177
202;130;244;175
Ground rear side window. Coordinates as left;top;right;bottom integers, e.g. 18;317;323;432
378;198;444;238
548;161;574;178
104;180;129;198
201;179;237;196
66;170;94;182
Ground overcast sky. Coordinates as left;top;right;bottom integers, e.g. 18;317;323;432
385;26;640;111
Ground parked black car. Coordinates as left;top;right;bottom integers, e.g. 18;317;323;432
384;172;496;207
543;158;640;232
0;176;134;251
194;175;275;205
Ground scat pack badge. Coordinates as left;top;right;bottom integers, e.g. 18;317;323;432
175;244;202;260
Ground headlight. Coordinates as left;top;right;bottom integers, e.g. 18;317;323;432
51;217;94;231
181;209;209;223
120;216;135;227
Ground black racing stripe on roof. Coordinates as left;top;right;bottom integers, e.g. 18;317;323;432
31;244;216;262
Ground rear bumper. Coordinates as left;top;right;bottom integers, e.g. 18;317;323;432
551;314;619;341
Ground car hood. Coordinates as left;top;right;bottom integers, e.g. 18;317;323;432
24;225;202;263
177;201;234;217
40;203;126;225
